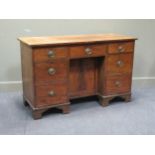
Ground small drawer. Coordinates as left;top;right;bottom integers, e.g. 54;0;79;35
106;53;133;75
104;75;131;95
34;59;68;84
70;44;106;59
35;82;68;107
108;41;134;54
33;47;68;62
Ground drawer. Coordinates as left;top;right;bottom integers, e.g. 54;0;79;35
33;47;68;62
35;82;68;107
70;44;106;59
108;41;134;54
34;60;68;83
106;53;133;75
104;75;131;95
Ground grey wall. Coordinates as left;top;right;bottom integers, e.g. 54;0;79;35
0;19;155;90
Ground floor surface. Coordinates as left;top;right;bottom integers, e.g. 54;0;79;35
0;87;155;135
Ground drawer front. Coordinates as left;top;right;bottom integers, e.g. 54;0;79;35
106;53;133;75
33;47;68;62
108;41;134;54
104;75;131;95
34;60;68;83
70;44;106;58
35;82;68;107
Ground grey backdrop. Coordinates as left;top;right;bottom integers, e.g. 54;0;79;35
0;19;155;90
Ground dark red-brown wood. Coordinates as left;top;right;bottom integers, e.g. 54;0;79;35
69;44;107;59
19;34;136;119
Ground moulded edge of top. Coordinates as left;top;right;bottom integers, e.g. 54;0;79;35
18;34;137;47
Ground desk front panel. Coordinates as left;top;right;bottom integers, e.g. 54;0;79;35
20;35;136;119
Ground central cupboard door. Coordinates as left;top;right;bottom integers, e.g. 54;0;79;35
69;58;98;98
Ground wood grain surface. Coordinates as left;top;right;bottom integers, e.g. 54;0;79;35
18;34;137;47
19;34;136;119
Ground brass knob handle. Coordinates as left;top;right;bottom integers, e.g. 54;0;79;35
115;81;121;87
85;48;92;55
48;91;55;96
116;60;124;67
118;46;125;53
48;68;56;75
48;50;55;58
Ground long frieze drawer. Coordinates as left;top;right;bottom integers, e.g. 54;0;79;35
35;82;68;107
69;44;107;58
106;53;133;75
108;41;134;54
33;47;68;62
104;75;132;95
34;60;68;83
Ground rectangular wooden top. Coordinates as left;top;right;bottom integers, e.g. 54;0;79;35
18;34;137;47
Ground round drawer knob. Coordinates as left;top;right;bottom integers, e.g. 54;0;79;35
85;48;92;55
48;91;55;97
115;81;121;87
48;68;56;75
116;60;124;67
48;50;55;58
118;46;125;52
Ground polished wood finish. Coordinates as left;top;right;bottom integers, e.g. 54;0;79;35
19;34;137;119
18;34;136;47
104;75;132;95
35;82;68;107
69;44;106;59
108;41;134;54
99;93;131;107
58;104;70;114
33;47;68;63
69;58;98;97
20;44;34;105
106;53;133;75
34;60;68;83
